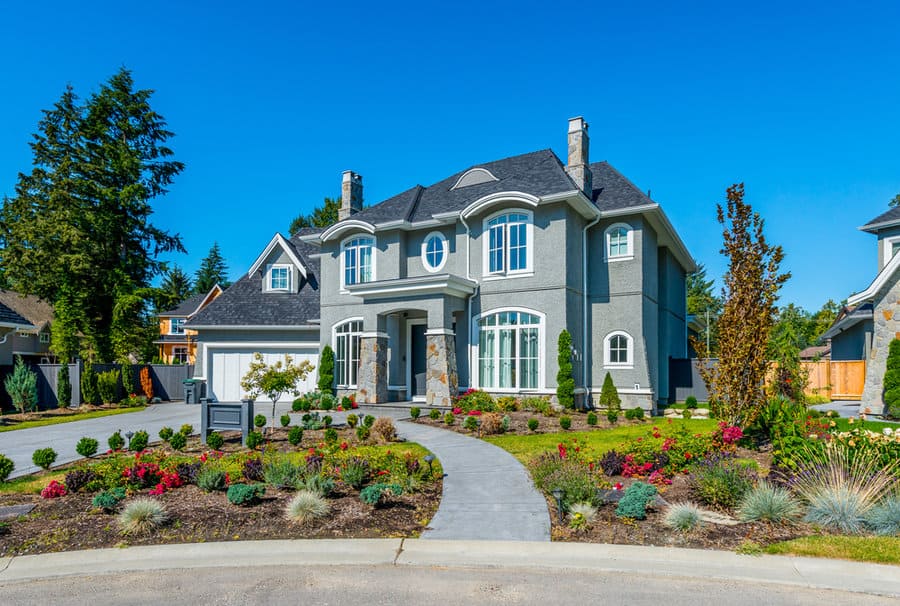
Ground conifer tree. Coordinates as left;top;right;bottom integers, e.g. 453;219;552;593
882;339;900;419
598;372;621;412
318;345;335;394
556;330;575;409
194;243;230;294
159;265;193;310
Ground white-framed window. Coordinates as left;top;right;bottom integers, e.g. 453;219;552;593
883;236;900;267
172;346;189;364
341;236;375;287
170;318;185;335
603;331;634;368
475;309;542;390
268;264;291;291
421;231;448;273
483;211;533;276
605;223;634;261
39;332;50;344
334;319;363;388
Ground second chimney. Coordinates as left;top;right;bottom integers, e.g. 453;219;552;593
339;171;363;220
565;117;592;196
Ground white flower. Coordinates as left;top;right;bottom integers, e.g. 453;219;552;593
884;428;894;436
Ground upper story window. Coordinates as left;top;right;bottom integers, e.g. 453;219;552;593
268;264;291;291
883;236;900;268
342;236;375;287
604;331;634;368
484;211;532;276
605;223;634;261
421;231;448;273
170;318;185;335
39;332;50;344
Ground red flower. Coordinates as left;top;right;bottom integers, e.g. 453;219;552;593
613;482;623;490
684;452;692;460
340;441;349;451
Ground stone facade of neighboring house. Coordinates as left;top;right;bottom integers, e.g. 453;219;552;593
0;290;53;364
155;285;223;364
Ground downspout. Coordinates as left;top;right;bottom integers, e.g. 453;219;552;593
582;212;601;409
460;213;480;392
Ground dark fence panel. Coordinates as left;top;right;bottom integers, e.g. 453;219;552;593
149;364;195;401
668;358;715;402
0;365;12;411
33;363;81;409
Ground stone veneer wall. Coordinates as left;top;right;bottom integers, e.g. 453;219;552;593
356;335;388;404
425;333;458;407
860;275;900;414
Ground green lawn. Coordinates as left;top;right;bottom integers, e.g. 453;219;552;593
765;535;900;565
0;469;69;495
0;407;143;433
831;417;898;433
485;418;719;463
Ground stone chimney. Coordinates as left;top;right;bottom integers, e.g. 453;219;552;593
565;116;592;196
339;170;363;220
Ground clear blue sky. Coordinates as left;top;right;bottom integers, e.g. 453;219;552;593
2;1;898;312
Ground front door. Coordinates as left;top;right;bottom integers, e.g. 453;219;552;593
409;322;427;401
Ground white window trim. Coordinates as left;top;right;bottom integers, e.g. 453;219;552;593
169;318;186;335
603;330;634;369
421;231;449;273
39;332;50;344
340;235;377;291
470;307;545;392
883;235;900;268
267;263;293;292
332;317;364;389
605;222;634;262
172;346;189;363
481;209;534;278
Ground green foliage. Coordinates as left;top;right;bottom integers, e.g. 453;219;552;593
0;454;14;482
157;265;193;312
356;426;370;441
443;412;455;426
528;418;539;432
559;416;572;430
288;426;303;446
246;431;264;450
92;487;126;511
226;483;265;506
323;415;333;428
341;457;370;489
128;430;149;451
32;447;57;470
324;427;339;444
528;453;597;507
664;502;704;531
81;365;99;405
263;458;304;489
341;396;352;409
240;352;314;429
292;397;310;412
607;409;618;424
866;495;900;536
429;409;441;420
254;414;267;428
625;407;644;421
615;481;657;519
120;364;134;397
598;372;621;414
685;396;698;409
737;481;802;523
194;243;230;294
108;431;125;451
197;469;228;492
883;339;900;419
96;369;119;404
317;345;335;393
206;431;225;450
57;365;72;408
363;415;375;428
521;396;553;416
690;458;755;508
76;436;99;458
346;413;359;428
297;474;334;497
118;498;168;535
556;330;575;409
768;304;808;402
284;489;330;524
686;263;722;355
409;407;421;419
586;412;598;426
455;390;496;412
682;409;692;420
463;415;479;431
179;424;193;436
168;432;186;451
5;356;37;413
289;195;342;235
359;482;403;506
280;414;291;428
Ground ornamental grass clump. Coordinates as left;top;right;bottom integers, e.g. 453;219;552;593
866;494;900;536
792;442;899;534
263;458;304;489
118;498;168;535
737;481;802;523
664;502;704;532
568;502;598;530
285;489;330;524
197;469;228;492
690;455;755;509
529;452;596;507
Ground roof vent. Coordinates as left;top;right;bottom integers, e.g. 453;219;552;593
451;168;499;190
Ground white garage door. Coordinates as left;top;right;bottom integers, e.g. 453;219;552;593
209;348;319;403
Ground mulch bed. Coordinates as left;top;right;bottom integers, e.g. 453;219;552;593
0;403;141;426
413;409;652;436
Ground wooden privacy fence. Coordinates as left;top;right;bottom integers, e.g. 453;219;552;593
802;360;866;401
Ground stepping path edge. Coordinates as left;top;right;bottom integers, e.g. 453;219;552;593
396;420;551;541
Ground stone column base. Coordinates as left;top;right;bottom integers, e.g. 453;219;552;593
425;332;458;407
357;335;388;404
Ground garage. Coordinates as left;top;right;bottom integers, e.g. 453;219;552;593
206;346;319;403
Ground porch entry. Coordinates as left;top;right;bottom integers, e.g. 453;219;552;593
407;320;427;401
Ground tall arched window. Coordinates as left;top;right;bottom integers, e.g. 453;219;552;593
475;309;542;389
341;237;375;287
334;319;363;387
603;331;634;368
483;211;533;276
605;223;633;260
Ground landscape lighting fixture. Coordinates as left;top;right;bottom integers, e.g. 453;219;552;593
551;488;565;523
424;454;435;477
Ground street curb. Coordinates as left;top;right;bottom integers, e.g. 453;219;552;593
1;539;898;597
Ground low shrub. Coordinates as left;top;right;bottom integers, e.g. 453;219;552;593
76;437;99;458
682;409;692;420
690;457;755;509
737;481;802;523
463;415;479;431
0;454;13;482
118;498;168;535
254;414;267;428
323;415;333;428
607;410;618;424
480;412;504;435
363;415;375;428
625;407;645;421
288;426;303;446
323;427;339;444
559;416;572;430
341;396;352;409
866;495;900;536
108;431;125;451
292;397;311;412
32;447;57;470
341;457;370;489
158;426;174;442
586;412;598;426
242;458;264;482
298;474;334;497
568;502;598;530
264;458;303;489
246;431;264;450
92;487;126;511
285;489;330;524
527;418;539;432
318;393;335;411
443;412;455;425
129;430;149;452
356;426;370;441
409;407;421;419
529;452;596;507
664;502;704;531
359;482;403;506
174;461;201;484
599;450;625;476
168;432;187;451
521;396;553;416
64;469;97;493
346;413;359;428
280;414;291;428
615;481;657;519
179;424;194;437
372;417;397;441
227;483;266;506
455;389;495;412
496;396;519;412
197;469;228;492
206;431;225;450
685;396;699;409
429;409;441;420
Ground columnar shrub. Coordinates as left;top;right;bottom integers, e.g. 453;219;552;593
81;365;99;405
5;356;37;413
97;369;119;404
883;339;900;419
120;363;135;397
0;454;14;482
317;345;335;393
598;372;621;415
32;447;57;470
108;431;125;451
57;365;72;409
206;431;225;450
76;436;99;458
139;366;153;399
556;330;575;409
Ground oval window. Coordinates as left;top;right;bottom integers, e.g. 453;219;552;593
422;232;447;272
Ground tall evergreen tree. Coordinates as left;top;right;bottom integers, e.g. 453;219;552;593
159;265;193;310
686;263;722;355
288;196;341;234
194;242;230;294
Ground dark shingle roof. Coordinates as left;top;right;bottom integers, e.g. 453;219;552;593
0;301;31;328
861;207;900;232
159;292;208;317
0;290;53;329
187;232;320;327
591;161;656;211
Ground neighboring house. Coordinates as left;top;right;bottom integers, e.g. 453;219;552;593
831;205;900;412
156;285;223;364
0;290;54;363
186;235;320;402
295;117;696;412
0;299;36;365
799;344;831;361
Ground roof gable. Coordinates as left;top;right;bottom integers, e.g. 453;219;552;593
861;207;900;233
159;284;224;317
0;290;53;330
247;233;309;279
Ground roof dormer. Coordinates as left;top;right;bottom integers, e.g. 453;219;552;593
248;233;310;294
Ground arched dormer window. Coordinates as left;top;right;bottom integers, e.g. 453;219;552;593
605;223;634;261
483;210;533;277
604;331;634;368
341;236;375;288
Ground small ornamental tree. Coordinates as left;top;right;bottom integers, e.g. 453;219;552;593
692;184;789;427
5;356;37;413
241;352;315;432
57;364;72;409
120;363;135;396
598;372;621;413
81;364;99;405
883;339;900;419
556;330;575;409
318;345;335;394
